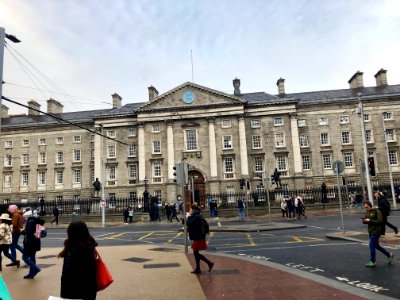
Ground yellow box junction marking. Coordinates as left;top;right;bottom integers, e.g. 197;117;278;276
286;236;324;244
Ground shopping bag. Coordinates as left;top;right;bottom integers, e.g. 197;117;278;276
0;275;12;300
95;249;114;291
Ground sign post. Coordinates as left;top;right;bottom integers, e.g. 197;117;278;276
333;160;345;233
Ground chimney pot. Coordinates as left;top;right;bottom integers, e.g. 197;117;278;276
348;71;364;89
233;78;241;96
148;86;159;101
112;93;122;109
28;100;41;116
277;77;285;95
374;68;388;86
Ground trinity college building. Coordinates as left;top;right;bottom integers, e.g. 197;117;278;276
1;69;400;203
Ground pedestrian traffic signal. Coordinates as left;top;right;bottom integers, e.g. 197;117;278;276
368;157;376;176
240;178;245;189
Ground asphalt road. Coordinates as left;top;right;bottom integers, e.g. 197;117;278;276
41;212;400;299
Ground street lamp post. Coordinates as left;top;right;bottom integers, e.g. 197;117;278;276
382;113;397;208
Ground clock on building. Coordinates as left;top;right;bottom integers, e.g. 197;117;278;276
182;90;195;104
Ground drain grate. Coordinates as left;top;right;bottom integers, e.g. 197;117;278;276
143;263;181;269
150;247;180;252
124;257;152;263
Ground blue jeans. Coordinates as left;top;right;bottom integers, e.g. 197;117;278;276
369;233;390;263
22;252;40;276
10;232;24;261
238;208;245;220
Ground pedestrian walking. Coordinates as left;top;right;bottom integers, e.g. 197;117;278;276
362;201;394;267
165;203;171;221
128;207;134;223
321;182;328;209
58;221;97;300
287;196;296;220
295;195;307;219
0;213;20;271
21;210;43;279
355;193;363;210
237;198;245;221
169;203;179;222
281;198;288;219
51;206;60;225
123;207;129;224
6;204;24;266
376;191;398;234
187;203;214;274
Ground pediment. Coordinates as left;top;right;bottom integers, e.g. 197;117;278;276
138;82;244;112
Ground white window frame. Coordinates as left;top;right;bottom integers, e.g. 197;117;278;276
152;124;161;133
107;130;116;138
298;119;306;127
274;117;284;126
275;133;285;147
383;112;393;120
107;145;116;158
320;133;330;146
5;140;13;148
38;138;46;145
152;161;162;182
21;172;29;186
341;131;351;144
185;129;198;151
56;170;64;184
385;128;396;142
339;115;349;124
38;171;46;185
22;139;30;147
22;154;30;166
254;157;264;173
251;119;261;128
322;154;332;169
363;114;370;122
73;135;81;143
276;156;288;174
343;152;353;168
223;157;235;179
107;166;116;180
73;169;81;184
365;129;373;143
128;144;137;157
389;150;398;166
302;155;311;170
129;164;137;179
4;174;12;188
152;140;161;154
222;135;233;149
56;137;64;144
128;128;137;137
4;155;12;167
56;151;64;163
39;152;46;164
221;119;231;128
73;149;81;162
252;135;261;149
299;134;308;147
319;117;328;125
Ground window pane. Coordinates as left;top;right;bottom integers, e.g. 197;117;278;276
186;130;197;150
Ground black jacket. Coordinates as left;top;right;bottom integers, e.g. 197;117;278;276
187;210;205;241
61;241;97;300
22;217;42;255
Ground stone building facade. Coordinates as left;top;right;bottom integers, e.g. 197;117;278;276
1;69;400;204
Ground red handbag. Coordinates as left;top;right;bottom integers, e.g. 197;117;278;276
95;249;114;291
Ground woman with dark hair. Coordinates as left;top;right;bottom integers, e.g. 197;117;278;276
58;221;97;300
186;203;214;274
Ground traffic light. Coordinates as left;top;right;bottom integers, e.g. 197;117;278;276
173;162;189;185
342;176;346;185
173;166;178;183
246;180;251;190
368;157;376;176
270;175;275;184
240;178;245;189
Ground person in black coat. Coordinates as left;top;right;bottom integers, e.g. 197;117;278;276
58;221;97;300
186;203;214;274
376;191;398;234
21;211;43;279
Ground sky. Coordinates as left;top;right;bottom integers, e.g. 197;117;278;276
1;0;400;114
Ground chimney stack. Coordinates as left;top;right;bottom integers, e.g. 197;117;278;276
148;86;159;101
233;78;241;96
28;100;41;116
374;68;388;86
47;98;63;114
277;78;285;95
112;93;122;109
1;104;9;119
348;71;364;89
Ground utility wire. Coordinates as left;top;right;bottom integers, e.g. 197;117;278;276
2;96;128;146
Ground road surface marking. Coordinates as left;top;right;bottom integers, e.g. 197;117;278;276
246;233;256;246
286;236;324;243
167;232;183;243
138;231;155;240
336;277;388;293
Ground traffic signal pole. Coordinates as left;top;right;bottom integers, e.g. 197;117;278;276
358;93;374;205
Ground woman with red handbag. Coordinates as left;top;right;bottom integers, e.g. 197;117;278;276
58;221;97;300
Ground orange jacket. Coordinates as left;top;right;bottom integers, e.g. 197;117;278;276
11;210;24;233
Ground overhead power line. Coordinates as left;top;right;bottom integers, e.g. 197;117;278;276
1;96;128;146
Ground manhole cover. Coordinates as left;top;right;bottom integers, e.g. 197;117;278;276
143;263;181;269
124;257;152;263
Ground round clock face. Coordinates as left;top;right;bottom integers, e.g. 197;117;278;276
182;91;195;104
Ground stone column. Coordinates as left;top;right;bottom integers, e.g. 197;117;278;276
138;122;146;181
94;126;102;180
238;114;249;176
166;120;175;180
290;113;302;173
208;117;218;177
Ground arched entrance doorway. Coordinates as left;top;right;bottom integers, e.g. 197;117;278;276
188;170;206;208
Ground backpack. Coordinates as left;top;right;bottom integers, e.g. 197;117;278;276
201;218;209;235
34;224;47;238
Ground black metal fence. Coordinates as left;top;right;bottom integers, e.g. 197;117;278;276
3;184;399;216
